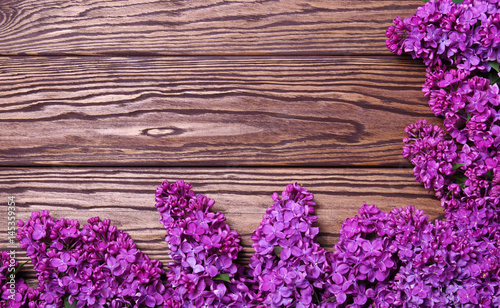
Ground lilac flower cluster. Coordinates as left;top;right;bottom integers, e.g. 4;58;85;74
323;203;500;307
389;0;500;240
16;211;167;308
0;251;41;307
151;177;500;307
385;0;500;306
401;118;500;306
386;0;500;71
155;180;255;307
249;183;331;307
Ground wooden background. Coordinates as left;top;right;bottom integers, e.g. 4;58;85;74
0;0;443;283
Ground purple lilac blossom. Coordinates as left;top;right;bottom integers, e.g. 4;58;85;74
387;0;500;307
322;204;500;307
249;183;331;308
0;251;42;308
16;211;167;308
386;0;497;72
155;179;256;307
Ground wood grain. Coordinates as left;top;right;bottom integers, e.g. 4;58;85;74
0;167;442;281
0;56;439;167
0;0;421;56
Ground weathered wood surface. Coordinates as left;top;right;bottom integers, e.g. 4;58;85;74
0;56;438;166
0;167;442;279
0;0;421;56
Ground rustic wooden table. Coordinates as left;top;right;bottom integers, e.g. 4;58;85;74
0;0;442;283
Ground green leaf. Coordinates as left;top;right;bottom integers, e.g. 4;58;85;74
12;261;28;277
422;0;431;2
322;296;337;302
64;297;77;308
452;163;465;170
314;291;321;305
489;62;500;85
273;246;283;258
466;113;472;122
452;0;463;3
490;61;500;72
489;71;500;85
214;274;231;283
455;176;467;186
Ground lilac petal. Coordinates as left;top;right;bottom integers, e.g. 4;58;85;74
265;233;276;242
332;272;344;284
337;292;347;304
337;263;350;274
275;231;286;239
358;264;370;274
145;295;156;307
280;247;291;260
218;255;232;269
347;241;358;253
206;265;218;277
262;224;274;234
375;270;388;281
283;211;294;222
181;242;193;253
50;258;63;268
187;256;196;267
214;283;227;298
193;264;204;273
32;223;45;240
298;222;308;232
291;246;304;257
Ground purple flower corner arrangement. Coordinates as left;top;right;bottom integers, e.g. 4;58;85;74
3;0;500;306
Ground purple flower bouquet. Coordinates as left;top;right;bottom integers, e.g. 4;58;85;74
3;0;500;306
6;212;167;308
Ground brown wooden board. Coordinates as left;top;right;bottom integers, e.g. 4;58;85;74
0;56;439;167
0;0;421;56
0;167;442;281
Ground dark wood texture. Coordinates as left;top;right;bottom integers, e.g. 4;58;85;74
0;0;421;56
0;56;438;166
0;167;442;279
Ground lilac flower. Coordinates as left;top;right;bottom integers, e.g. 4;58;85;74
261;221;285;242
155;179;256;307
60;269;80;295
458;287;479;305
49;252;76;272
16;212;167;307
249;183;331;307
0;251;43;307
385;2;500;306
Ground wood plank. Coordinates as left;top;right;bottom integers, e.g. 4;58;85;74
0;0;422;56
0;167;442;281
0;56;440;167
